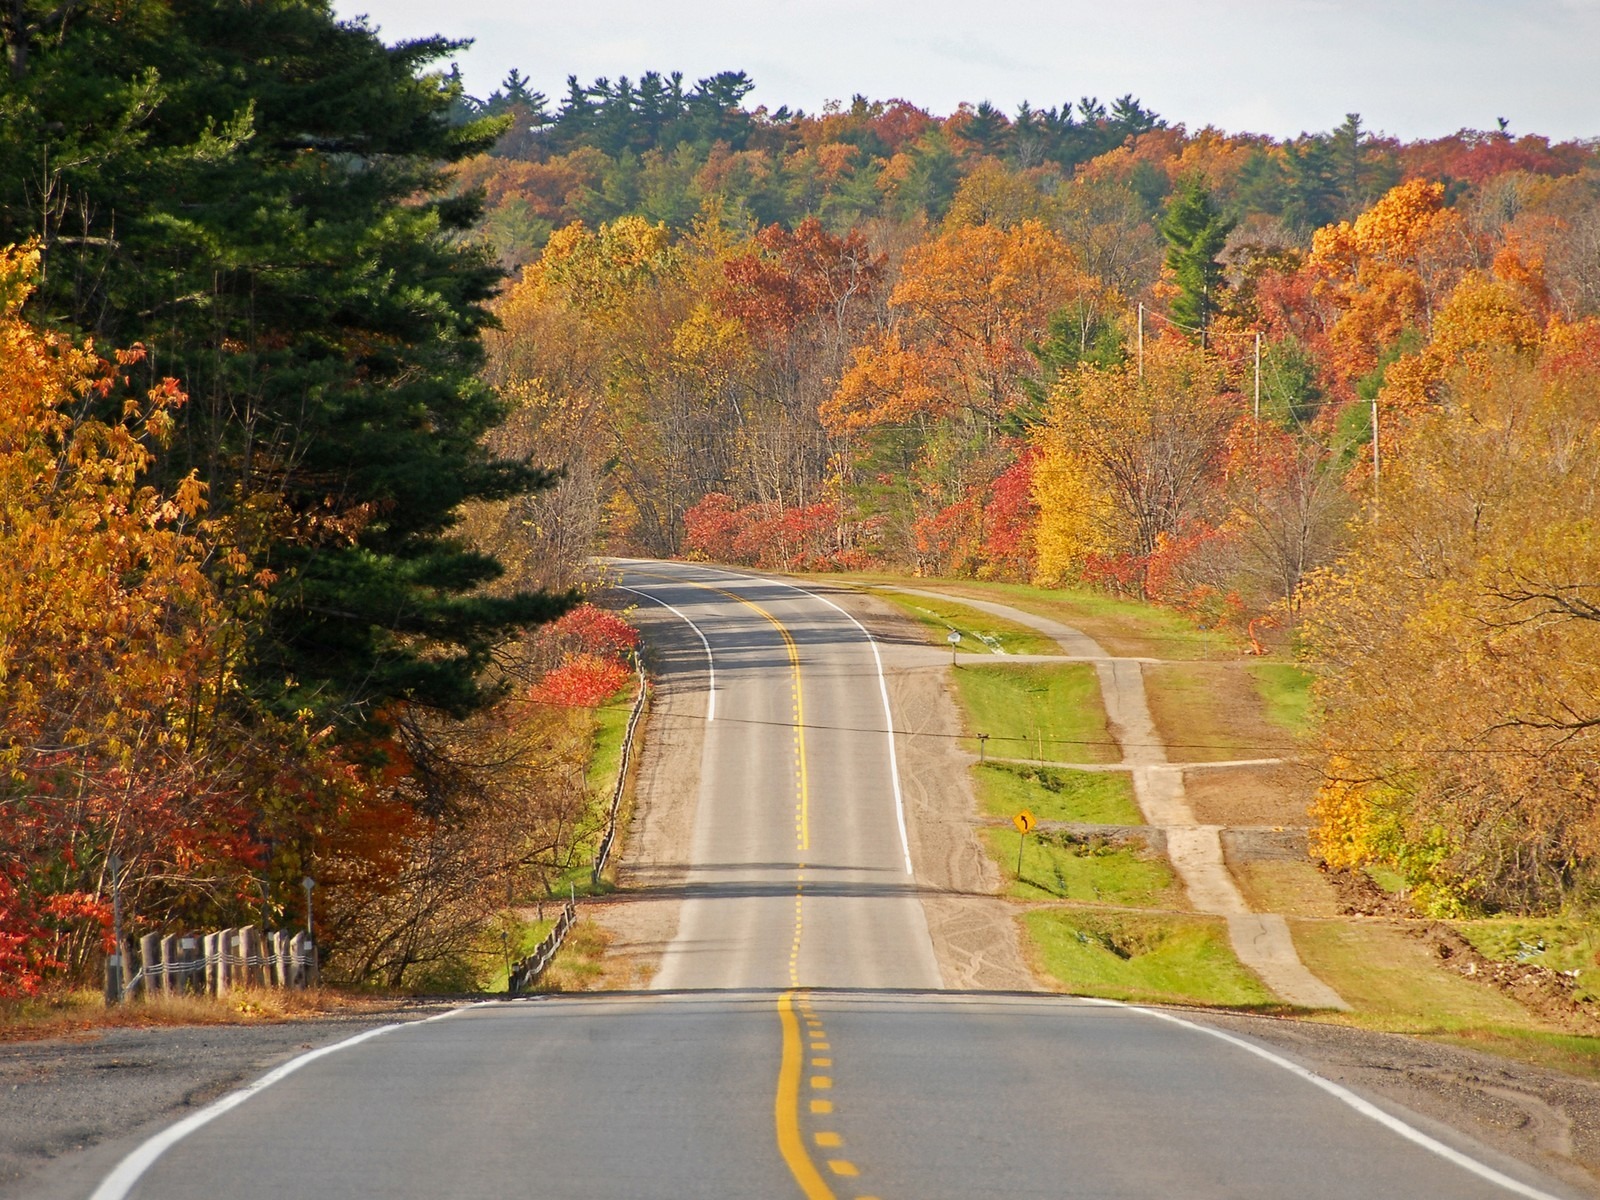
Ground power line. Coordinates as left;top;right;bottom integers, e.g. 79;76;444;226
553;696;1595;759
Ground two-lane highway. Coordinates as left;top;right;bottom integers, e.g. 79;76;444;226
630;563;939;994
79;560;1585;1200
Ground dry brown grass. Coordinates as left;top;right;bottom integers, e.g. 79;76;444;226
0;986;404;1043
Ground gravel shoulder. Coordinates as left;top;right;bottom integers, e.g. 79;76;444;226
0;1001;460;1200
1189;1008;1600;1196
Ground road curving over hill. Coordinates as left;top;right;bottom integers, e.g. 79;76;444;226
65;561;1584;1200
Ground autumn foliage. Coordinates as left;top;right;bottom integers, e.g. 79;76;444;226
0;246;257;994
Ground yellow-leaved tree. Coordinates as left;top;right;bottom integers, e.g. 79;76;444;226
1030;341;1236;594
1303;327;1600;914
0;245;263;990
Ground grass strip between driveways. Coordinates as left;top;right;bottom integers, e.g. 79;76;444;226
869;589;1061;655
983;827;1180;907
952;662;1119;764
973;761;1141;825
1024;909;1278;1008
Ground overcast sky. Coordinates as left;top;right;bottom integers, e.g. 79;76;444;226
331;0;1600;142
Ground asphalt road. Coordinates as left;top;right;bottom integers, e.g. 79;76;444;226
79;560;1583;1200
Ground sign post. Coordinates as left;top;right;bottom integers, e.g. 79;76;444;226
947;629;962;665
1012;810;1036;880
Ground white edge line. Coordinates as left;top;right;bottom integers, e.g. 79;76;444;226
748;575;914;878
614;583;716;723
1080;997;1566;1200
89;1004;485;1200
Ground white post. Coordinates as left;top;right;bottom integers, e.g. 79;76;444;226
138;934;159;1002
159;935;177;996
290;932;309;988
217;929;234;996
179;935;199;993
203;932;218;995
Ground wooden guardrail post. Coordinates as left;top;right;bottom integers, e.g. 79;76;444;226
137;934;160;1000
218;929;236;995
159;935;177;996
178;935;199;993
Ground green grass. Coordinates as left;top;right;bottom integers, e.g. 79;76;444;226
1249;662;1314;735
984;827;1179;906
476;914;557;993
870;589;1061;655
952;663;1118;764
934;579;1234;661
818;572;1232;660
585;686;635;794
1025;909;1278;1007
973;761;1141;824
1454;918;1600;1004
1288;919;1567;1033
540;680;640;899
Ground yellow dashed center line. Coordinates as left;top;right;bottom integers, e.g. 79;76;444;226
646;574;876;1200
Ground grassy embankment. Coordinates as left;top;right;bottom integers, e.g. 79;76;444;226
864;577;1600;1067
484;681;641;993
871;585;1271;1008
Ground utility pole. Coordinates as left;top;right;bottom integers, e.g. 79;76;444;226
1137;302;1144;379
1254;331;1261;424
1371;394;1381;516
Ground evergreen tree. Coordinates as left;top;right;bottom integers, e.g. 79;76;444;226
1282;134;1342;231
963;101;1009;156
0;0;571;729
1160;177;1235;345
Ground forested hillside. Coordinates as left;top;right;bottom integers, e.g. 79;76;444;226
4;9;1598;1004
476;69;1600;917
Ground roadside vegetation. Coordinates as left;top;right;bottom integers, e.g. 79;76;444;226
952;663;1119;765
878;574;1600;1066
973;763;1141;825
1024;911;1277;1008
986;828;1179;907
869;589;1061;655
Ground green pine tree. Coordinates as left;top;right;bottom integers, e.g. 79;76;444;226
0;0;572;729
1160;177;1235;346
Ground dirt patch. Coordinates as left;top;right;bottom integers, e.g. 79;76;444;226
1184;761;1314;826
1143;660;1293;763
1325;863;1423;919
1220;826;1312;863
